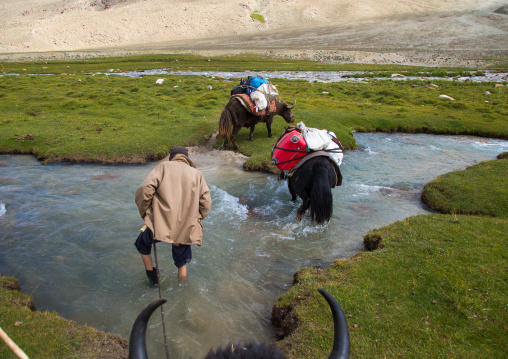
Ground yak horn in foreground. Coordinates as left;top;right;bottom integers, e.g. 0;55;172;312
129;298;167;359
318;288;350;359
129;289;349;359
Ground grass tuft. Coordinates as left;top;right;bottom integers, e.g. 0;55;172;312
250;11;266;23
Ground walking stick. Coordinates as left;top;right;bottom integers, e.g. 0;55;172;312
140;225;171;359
0;326;29;359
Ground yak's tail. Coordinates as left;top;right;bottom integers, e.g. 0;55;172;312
310;164;333;224
218;106;233;141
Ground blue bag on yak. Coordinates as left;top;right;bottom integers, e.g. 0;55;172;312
247;76;269;95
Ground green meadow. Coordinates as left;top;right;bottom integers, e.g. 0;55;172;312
1;55;507;171
1;54;507;358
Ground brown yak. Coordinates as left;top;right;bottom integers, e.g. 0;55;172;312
219;94;295;150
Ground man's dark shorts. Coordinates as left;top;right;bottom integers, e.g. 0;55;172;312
134;227;157;255
134;227;192;268
172;244;192;268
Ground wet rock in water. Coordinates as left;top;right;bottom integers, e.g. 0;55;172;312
92;173;118;180
350;203;374;213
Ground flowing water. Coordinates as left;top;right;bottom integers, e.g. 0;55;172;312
0;132;507;358
103;69;508;83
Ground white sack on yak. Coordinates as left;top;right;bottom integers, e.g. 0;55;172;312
297;122;343;167
250;83;279;111
296;122;330;150
324;131;344;167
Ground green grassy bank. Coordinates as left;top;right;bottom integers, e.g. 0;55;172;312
1;54;507;358
0;277;128;358
421;155;508;217
273;156;507;358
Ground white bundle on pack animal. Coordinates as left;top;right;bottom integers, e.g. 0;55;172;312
296;122;330;150
250;83;279;111
324;130;344;167
297;122;343;166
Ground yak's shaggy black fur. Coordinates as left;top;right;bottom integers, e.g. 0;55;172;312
204;342;286;359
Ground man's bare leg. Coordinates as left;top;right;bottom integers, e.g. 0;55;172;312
178;265;187;279
141;254;153;270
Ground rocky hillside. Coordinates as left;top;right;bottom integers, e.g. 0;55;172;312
1;0;507;66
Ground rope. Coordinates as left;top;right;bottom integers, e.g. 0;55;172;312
248;82;279;114
273;145;308;153
152;240;171;359
272;150;308;166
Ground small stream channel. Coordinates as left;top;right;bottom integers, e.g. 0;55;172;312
102;69;508;83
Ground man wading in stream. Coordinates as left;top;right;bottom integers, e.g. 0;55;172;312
134;146;212;284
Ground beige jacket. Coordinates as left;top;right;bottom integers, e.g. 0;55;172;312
135;154;212;245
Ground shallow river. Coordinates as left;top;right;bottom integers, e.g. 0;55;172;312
0;132;507;358
106;69;508;83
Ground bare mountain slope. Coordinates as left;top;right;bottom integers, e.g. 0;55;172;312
1;0;507;65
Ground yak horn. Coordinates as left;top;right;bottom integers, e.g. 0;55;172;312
129;292;348;359
286;98;296;109
318;288;350;359
129;298;167;359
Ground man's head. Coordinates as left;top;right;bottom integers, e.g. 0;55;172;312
169;146;189;161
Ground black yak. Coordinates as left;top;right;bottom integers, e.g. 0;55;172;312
129;288;350;359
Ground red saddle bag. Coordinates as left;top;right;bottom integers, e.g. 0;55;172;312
271;127;309;173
